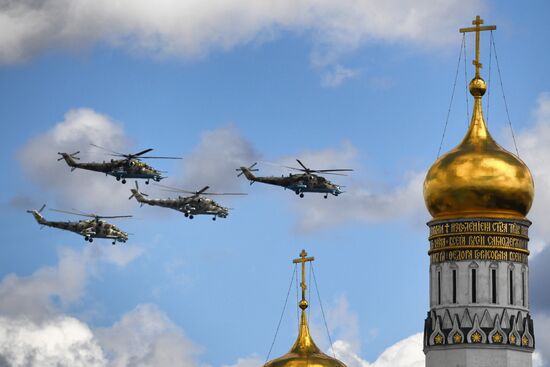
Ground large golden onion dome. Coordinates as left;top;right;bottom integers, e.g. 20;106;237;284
264;250;346;367
424;76;534;219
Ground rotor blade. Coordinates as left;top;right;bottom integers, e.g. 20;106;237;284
197;186;210;195
154;183;197;194
97;215;133;219
138;156;182;160
131;148;154;157
49;208;95;218
296;159;309;171
316;172;348;176
282;165;307;172
90;143;125;156
202;192;248;196
39;204;46;213
313;168;354;173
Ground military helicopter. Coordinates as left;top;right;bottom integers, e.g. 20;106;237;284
58;144;182;184
129;182;245;220
236;160;353;198
27;205;130;245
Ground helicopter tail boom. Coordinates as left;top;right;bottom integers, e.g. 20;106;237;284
237;166;257;181
27;204;47;225
57;152;80;169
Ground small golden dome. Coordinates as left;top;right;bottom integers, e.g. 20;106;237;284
424;77;534;219
264;310;346;367
265;250;346;367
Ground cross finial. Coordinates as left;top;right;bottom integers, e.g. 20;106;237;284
292;249;315;310
459;15;496;78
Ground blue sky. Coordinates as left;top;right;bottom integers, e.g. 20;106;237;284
1;1;550;366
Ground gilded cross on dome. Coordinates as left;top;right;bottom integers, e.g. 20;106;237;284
459;15;496;77
292;249;315;310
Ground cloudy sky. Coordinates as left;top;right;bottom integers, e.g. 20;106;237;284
1;0;550;366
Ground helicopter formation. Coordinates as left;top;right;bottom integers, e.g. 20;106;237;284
29;144;353;244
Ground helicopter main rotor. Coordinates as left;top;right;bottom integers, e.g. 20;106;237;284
49;208;132;221
282;159;354;176
90;144;182;161
154;184;247;197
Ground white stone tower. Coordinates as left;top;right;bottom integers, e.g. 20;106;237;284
422;16;535;367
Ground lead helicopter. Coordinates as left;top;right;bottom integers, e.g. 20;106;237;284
27;205;131;245
236;159;353;198
58;144;182;184
129;182;246;220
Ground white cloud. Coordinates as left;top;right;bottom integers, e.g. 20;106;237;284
0;247;197;367
222;356;264;367
334;333;424;367
532;313;550;367
0;247;89;321
321;65;360;88
172;125;259;192
18;108;134;214
0;0;483;64
95;304;201;367
100;245;145;268
0;316;107;367
516;92;550;255
281;142;426;231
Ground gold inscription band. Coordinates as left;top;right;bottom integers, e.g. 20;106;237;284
428;218;531;264
430;249;528;264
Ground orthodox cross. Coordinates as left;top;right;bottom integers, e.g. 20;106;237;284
459;15;496;78
293;249;315;309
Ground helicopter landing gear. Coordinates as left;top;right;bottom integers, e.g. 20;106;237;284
145;180;150;185
112;241;116;245
84;236;89;242
116;177;121;181
212;216;216;221
324;194;328;199
184;213;189;218
122;179;127;184
88;237;93;243
189;215;194;219
300;193;304;198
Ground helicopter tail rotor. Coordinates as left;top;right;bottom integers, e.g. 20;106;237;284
27;204;47;225
57;151;80;162
236;162;259;178
128;181;149;201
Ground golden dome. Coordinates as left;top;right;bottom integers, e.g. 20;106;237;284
264;250;346;367
264;310;346;367
424;77;534;219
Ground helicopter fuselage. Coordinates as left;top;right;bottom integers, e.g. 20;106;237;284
59;154;163;183
29;210;128;244
130;190;229;220
239;168;343;197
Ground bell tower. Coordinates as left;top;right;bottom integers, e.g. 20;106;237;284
422;16;535;367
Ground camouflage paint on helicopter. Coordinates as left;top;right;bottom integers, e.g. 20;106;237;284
129;182;245;220
27;205;130;245
237;160;353;198
58;144;181;184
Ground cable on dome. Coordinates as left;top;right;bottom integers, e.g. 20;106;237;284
437;34;465;158
266;264;297;362
463;33;470;125
311;262;336;358
492;34;520;157
295;263;300;323
486;31;493;125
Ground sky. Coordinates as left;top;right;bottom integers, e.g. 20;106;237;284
1;0;550;366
